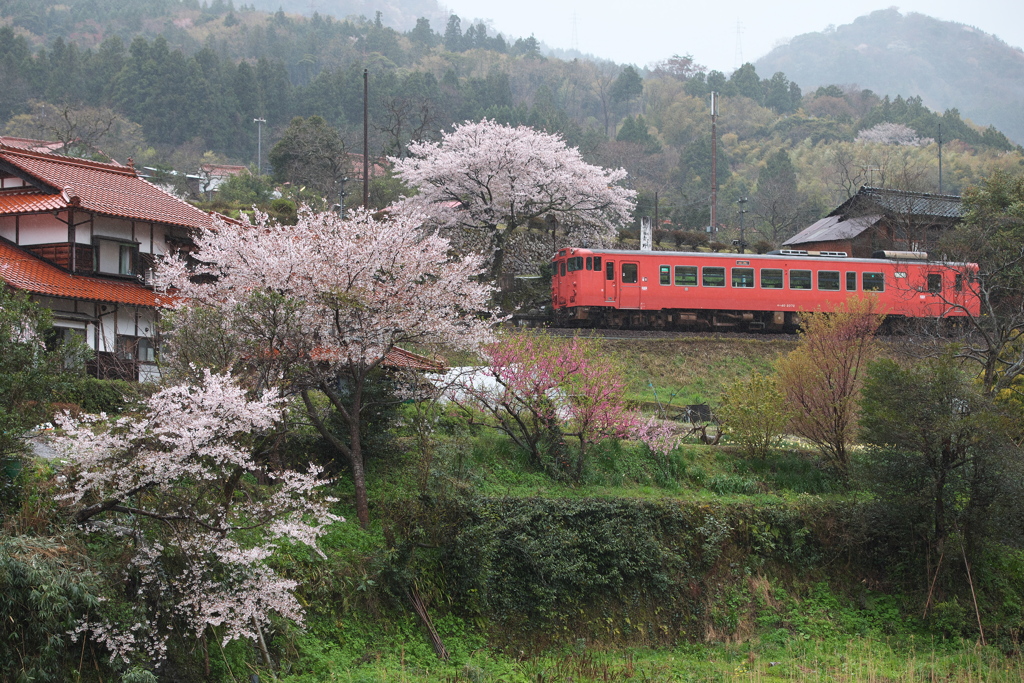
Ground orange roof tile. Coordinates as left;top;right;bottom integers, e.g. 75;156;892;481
0;188;68;213
384;347;447;372
0;144;214;230
0;240;161;307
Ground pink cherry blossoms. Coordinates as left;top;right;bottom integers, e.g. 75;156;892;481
390;119;636;279
54;369;339;665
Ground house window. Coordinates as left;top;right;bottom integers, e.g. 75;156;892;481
116;336;157;362
119;244;137;275
760;269;783;289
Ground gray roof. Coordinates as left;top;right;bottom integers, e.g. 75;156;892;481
783;214;881;247
834;186;963;219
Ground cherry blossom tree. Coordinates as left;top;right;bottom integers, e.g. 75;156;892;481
856;122;933;147
449;333;641;481
390;119;636;280
54;370;337;667
156;208;496;527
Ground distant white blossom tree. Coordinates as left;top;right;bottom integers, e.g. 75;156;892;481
857;122;933;147
55;370;337;666
390;119;636;279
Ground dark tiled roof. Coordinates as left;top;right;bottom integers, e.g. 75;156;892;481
783;214;881;246
0;239;161;307
833;186;963;219
0;144;215;230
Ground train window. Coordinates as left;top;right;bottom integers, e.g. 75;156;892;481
790;270;812;290
863;272;884;292
659;265;671;285
586;256;592;270
760;269;783;289
846;272;857;291
567;257;583;272
702;266;726;287
928;273;942;293
818;271;840;291
955;273;963;291
675;265;698;286
560;261;566;276
622;263;638;283
731;268;754;288
606;261;614;280
594;256;602;271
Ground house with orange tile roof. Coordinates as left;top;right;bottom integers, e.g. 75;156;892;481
0;138;216;381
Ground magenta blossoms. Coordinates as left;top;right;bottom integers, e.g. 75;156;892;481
390;119;636;279
155;208;497;528
54;370;339;665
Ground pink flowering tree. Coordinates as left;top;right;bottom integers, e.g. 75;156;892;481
156;208;496;528
449;333;643;481
390;119;636;280
54;370;338;667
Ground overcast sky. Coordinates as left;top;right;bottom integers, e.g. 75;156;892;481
438;0;1024;72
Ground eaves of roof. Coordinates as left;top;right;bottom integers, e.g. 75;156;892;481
0;239;162;307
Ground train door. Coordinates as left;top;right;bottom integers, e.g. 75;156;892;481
604;260;617;302
552;257;567;306
620;261;641;309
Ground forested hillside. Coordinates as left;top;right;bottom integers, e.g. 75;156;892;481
756;8;1024;146
2;0;1023;250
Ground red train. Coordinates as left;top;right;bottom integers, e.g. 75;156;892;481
550;247;979;331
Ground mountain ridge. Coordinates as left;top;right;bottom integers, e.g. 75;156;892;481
755;8;1024;144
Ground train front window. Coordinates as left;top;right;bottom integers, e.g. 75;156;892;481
702;267;725;287
560;261;566;276
622;263;638;283
606;261;614;280
593;256;601;271
675;265;698;286
846;272;857;291
863;272;884;292
818;271;840;291
789;270;812;290
660;265;671;285
928;273;942;293
567;256;583;272
731;268;754;288
760;269;783;289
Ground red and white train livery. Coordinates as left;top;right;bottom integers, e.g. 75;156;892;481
550;247;979;331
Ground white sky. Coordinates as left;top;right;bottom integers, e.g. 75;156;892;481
438;1;1024;72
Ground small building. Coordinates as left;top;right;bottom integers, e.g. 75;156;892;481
0;139;216;381
783;186;962;258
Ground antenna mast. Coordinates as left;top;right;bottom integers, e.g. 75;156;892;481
710;92;718;234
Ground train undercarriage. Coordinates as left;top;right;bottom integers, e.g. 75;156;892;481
552;306;802;332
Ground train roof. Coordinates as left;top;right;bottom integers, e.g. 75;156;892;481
552;247;973;268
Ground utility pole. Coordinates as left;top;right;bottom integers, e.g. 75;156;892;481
938;122;944;195
253;118;266;175
709;92;718;235
736;197;748;254
363;69;369;210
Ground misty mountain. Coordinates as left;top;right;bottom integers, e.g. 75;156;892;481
756;8;1024;144
247;0;447;32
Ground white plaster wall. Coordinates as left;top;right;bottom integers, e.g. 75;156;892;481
0;215;14;241
14;214;66;245
93;216;133;241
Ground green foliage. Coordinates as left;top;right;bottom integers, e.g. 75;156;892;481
215;168;277;204
718;372;791;458
0;535;105;682
60;377;138;414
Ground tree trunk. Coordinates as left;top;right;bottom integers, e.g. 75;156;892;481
350;425;370;529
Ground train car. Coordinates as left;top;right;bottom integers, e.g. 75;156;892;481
550;247;979;331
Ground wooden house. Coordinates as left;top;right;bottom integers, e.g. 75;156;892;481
782;186;963;258
0;139;216;381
